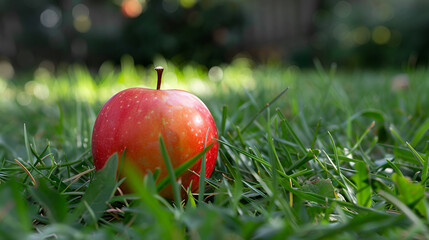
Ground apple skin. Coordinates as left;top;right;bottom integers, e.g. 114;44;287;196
91;87;218;199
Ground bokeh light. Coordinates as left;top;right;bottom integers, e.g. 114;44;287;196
72;4;90;19
208;66;223;82
74;16;91;33
163;0;179;13
352;26;371;45
40;6;62;28
180;0;196;9
17;92;31;106
372;26;391;45
0;60;15;80
25;81;50;100
334;1;352;18
377;3;394;21
121;0;145;18
73;4;91;33
39;60;55;74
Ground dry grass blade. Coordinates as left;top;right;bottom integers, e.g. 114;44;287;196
14;159;37;187
63;168;95;183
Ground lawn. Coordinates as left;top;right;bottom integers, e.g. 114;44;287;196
1;57;429;239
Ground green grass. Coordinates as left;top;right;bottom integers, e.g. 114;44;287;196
1;57;429;239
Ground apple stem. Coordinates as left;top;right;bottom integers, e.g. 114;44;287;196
155;66;164;90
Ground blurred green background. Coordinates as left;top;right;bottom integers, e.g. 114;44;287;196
1;0;429;77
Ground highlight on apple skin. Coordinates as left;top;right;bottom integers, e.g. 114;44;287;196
91;66;219;199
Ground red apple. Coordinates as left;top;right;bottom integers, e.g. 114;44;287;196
91;66;218;199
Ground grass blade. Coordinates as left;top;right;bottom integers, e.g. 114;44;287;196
156;142;214;193
310;119;321;149
406;142;425;167
159;135;182;208
379;190;429;238
68;154;118;224
267;110;285;175
241;87;288;133
411;119;429;146
390;125;406;146
122;155;176;239
352;162;372;208
198;127;210;203
221;105;228;136
423;150;429;185
350;121;375;153
8;178;32;231
386;159;404;177
23;124;31;163
277;109;308;154
327;132;357;191
30;179;68;223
